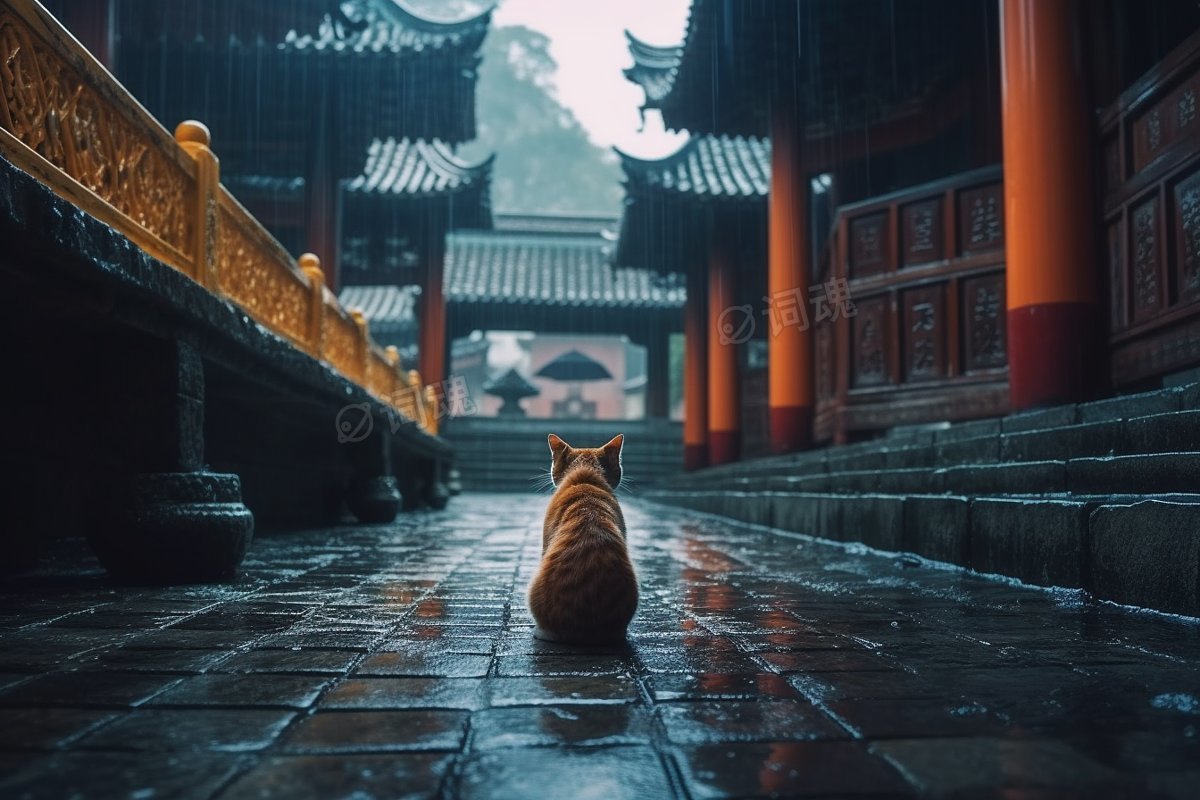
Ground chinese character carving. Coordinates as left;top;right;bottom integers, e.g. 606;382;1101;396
1133;200;1159;315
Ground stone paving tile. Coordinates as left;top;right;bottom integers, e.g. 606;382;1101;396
124;628;265;650
282;710;468;753
147;675;330;709
355;651;492;677
0;672;181;708
870;736;1123;795
0;751;246;800
320;677;487;710
79;708;297;752
213;649;360;675
0;673;28;692
374;636;495;656
455;746;673;800
0;494;1198;798
673;741;914;798
0;707;116;749
646;671;802;702
493;652;633;676
485;675;641;707
216;753;453;799
72;647;233;674
469;705;656;750
656;699;849;744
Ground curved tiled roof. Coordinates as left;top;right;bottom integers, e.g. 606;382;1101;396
345;138;495;198
623;31;683;108
338;284;419;334
283;0;492;55
617;135;770;200
445;229;685;310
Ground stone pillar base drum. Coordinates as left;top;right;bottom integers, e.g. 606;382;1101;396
347;476;402;524
425;479;451;511
88;472;254;583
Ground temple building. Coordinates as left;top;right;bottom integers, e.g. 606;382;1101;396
46;0;494;308
338;136;494;388
620;0;1200;466
616;135;769;465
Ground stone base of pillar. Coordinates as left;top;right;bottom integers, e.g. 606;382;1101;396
709;431;740;466
347;476;402;524
424;479;451;511
1008;302;1101;410
88;472;253;584
769;405;814;454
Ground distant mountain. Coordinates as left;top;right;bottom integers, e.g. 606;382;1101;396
461;25;624;217
402;2;624;216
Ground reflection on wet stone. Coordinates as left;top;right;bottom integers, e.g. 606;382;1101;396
2;494;1199;797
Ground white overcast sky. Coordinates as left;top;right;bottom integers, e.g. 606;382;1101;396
491;0;692;158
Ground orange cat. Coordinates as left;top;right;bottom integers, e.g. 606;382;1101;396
528;434;638;644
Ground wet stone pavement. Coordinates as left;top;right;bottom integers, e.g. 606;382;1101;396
1;494;1199;799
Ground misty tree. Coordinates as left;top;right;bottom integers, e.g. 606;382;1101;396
461;25;624;216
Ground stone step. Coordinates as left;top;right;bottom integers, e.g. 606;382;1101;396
663;406;1200;492
645;488;1200;615
1000;420;1124;462
718;452;1199;498
1066;452;1200;495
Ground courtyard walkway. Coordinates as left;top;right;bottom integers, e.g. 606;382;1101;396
1;494;1198;798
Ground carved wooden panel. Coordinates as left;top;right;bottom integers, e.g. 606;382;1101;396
1101;32;1200;386
902;285;946;382
1131;196;1162;322
1174;169;1200;303
902;199;943;266
958;183;1004;255
849;212;889;278
851;296;889;388
963;274;1006;372
1107;219;1127;332
1132;72;1200;174
815;324;835;401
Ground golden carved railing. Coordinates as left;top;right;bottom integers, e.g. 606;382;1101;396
0;0;438;434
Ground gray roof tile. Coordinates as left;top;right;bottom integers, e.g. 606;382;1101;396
445;227;685;310
623;31;682;107
345;137;494;198
338;284;419;333
283;0;491;55
618;135;770;200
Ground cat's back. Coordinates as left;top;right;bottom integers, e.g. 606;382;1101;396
544;480;626;542
531;476;636;643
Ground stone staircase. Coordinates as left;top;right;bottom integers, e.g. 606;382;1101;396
444;416;683;492
647;381;1200;616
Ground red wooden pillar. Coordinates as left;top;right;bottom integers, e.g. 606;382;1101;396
418;222;448;390
708;234;740;465
768;102;813;451
683;266;709;470
1001;0;1100;409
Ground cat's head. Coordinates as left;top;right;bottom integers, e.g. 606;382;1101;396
548;433;623;488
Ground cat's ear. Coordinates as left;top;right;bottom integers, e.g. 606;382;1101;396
548;433;569;454
600;434;623;487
